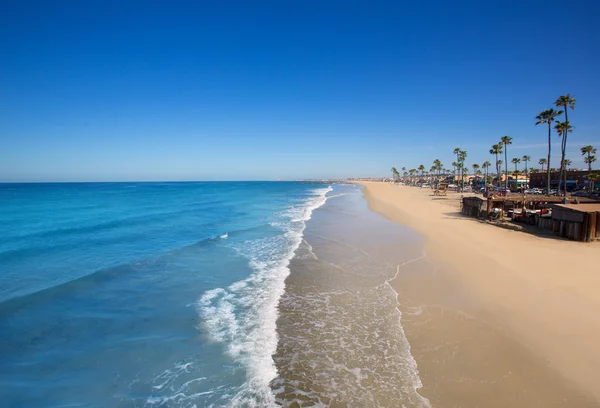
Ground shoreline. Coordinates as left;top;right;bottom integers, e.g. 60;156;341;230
359;181;600;405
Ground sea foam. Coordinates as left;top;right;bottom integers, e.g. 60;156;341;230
197;186;332;407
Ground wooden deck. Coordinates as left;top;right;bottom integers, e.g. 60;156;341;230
461;197;600;242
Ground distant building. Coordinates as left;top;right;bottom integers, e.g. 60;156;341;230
529;170;600;190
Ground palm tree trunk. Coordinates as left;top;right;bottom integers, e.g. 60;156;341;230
587;153;592;193
562;109;569;197
504;147;508;193
495;153;499;186
547;123;552;195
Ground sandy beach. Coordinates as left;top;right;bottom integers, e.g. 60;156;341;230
360;181;600;407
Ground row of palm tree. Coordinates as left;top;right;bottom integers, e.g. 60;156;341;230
395;94;598;195
535;94;576;197
395;150;596;194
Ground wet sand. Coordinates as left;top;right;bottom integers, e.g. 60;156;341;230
361;181;600;407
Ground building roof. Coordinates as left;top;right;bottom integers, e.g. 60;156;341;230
553;204;600;213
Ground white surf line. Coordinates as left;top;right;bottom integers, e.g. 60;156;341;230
196;186;333;407
384;250;432;408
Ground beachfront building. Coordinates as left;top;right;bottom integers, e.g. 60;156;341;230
490;173;529;189
529;170;600;191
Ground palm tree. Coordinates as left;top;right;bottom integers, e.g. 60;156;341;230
458;150;467;190
497;160;504;184
555;121;573;196
522;155;531;188
581;145;597;173
500;136;513;192
418;164;425;178
391;167;398;180
538;158;547;174
511;158;521;191
581;145;597;193
482;161;491;186
563;158;572;187
489;144;503;185
536;109;562;195
555;94;576;197
433;159;443;177
512;169;521;184
587;173;599;192
472;164;480;187
453;147;462;165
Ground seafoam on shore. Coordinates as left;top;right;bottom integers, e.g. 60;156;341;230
272;184;431;407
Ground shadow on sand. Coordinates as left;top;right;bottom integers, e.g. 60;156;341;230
440;211;574;242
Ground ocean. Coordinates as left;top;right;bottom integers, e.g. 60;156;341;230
0;182;430;407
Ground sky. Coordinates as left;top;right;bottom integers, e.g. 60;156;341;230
1;0;600;181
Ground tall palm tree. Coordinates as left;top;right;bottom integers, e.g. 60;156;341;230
434;159;443;176
555;95;576;196
536;109;562;195
522;155;531;188
453;147;461;165
511;158;521;191
489;144;503;185
538;158;547;174
482;161;491;186
391;167;398;180
458;150;467;190
500;136;513;192
555;121;573;196
418;164;425;178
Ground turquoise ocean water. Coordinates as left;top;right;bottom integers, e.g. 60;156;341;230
0;182;332;406
0;182;429;407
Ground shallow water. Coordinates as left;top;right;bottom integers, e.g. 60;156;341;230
273;184;430;407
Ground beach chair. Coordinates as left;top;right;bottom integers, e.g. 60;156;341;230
434;183;447;196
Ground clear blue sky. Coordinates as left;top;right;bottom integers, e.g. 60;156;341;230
1;0;599;181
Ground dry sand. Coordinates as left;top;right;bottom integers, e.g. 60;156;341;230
360;181;600;406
